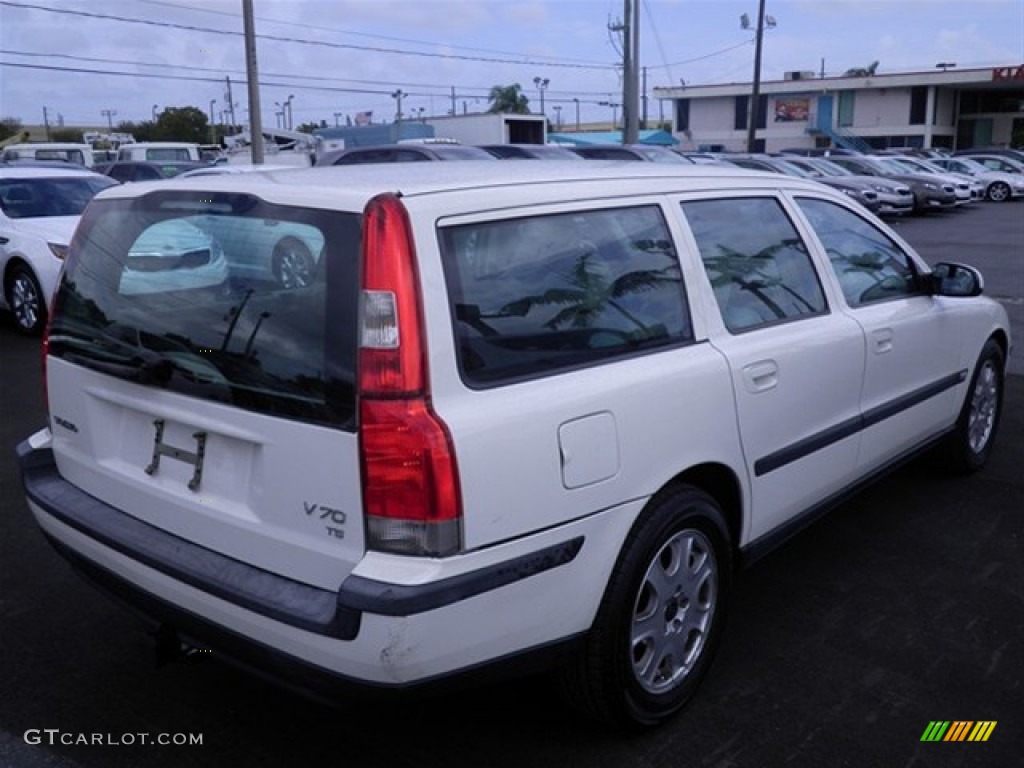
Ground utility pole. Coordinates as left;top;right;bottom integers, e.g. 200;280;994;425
450;86;456;116
621;1;632;144
242;0;264;163
101;109;117;130
613;1;640;144
745;0;768;152
42;106;51;140
641;66;648;129
224;76;237;129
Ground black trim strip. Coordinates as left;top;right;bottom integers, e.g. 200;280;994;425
337;538;585;616
754;369;967;477
17;441;361;640
741;425;953;567
44;533;587;702
17;441;585;633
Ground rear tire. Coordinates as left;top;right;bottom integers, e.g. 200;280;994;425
943;339;1005;473
7;265;46;336
559;485;731;729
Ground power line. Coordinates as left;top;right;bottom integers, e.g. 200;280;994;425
0;1;618;71
0;48;626;98
132;0;613;68
0;60;622;108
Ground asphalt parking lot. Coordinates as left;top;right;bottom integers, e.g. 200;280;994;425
1;201;1022;767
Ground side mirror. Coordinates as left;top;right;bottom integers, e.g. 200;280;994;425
929;261;984;297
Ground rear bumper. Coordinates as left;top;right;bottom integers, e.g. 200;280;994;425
17;435;600;688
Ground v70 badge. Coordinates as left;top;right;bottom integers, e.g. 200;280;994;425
144;419;207;492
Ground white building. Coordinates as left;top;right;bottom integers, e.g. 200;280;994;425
653;63;1024;153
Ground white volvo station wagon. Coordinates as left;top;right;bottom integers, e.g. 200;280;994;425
18;162;1010;728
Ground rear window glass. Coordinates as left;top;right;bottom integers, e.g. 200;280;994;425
441;205;692;386
49;190;360;429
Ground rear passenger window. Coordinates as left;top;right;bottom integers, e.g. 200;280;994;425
680;197;826;332
796;197;920;306
441;206;692;386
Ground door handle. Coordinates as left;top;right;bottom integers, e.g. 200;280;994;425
742;360;779;393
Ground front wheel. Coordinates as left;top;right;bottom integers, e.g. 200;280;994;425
986;181;1010;203
7;265;46;336
943;339;1005;473
559;486;731;728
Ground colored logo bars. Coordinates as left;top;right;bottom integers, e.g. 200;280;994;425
921;721;997;742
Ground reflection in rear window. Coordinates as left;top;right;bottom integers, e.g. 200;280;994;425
441;205;692;386
49;191;360;429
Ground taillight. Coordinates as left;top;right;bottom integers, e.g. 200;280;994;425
358;194;462;557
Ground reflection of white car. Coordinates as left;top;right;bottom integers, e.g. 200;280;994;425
0;167;117;334
931;157;1024;202
194;215;324;288
175;166;324;287
120;219;228;295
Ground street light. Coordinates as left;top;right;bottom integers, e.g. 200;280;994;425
274;102;282;129
152;104;159;120
936;62;957;72
284;94;294;130
533;76;550;115
573;97;580;131
209;99;217;143
741;0;777;152
392;89;405;125
334;112;343;127
552;105;562;131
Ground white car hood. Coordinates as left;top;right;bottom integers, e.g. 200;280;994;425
11;215;80;245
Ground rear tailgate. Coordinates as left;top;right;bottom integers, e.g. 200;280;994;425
46;360;364;591
41;189;365;592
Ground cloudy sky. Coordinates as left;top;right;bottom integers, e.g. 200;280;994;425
1;0;1021;130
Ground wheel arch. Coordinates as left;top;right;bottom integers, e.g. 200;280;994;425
650;462;744;564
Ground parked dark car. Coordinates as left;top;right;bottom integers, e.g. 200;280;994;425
827;155;959;213
478;144;584;160
720;154;882;213
570;145;694;163
316;143;496;166
97;161;209;183
782;156;915;216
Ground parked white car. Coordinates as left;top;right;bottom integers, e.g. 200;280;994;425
931;156;1024;202
0;167;117;333
19;163;1010;728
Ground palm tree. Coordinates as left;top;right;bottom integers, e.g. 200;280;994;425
501;247;681;338
487;84;530;114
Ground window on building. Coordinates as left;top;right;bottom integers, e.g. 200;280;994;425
909;86;928;125
838;92;855;127
676;99;690;131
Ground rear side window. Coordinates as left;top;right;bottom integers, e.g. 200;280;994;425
50;191;360;429
441;205;692;386
680;197;826;332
